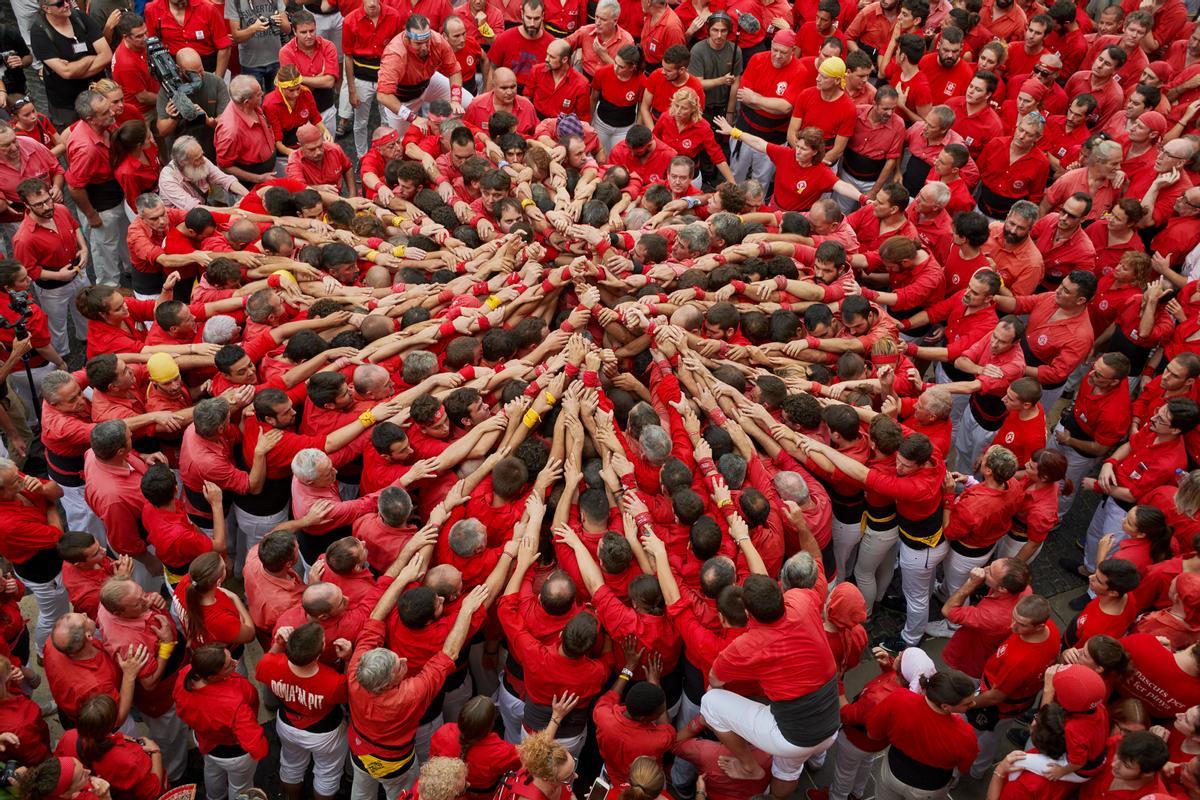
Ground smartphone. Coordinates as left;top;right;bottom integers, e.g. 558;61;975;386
584;776;611;800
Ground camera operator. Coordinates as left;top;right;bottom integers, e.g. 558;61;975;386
225;0;292;92
112;13;162;125
12;178;89;363
0;259;68;431
0;24;32;110
155;47;230;162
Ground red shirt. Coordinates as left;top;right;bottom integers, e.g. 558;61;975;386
174;668;268;758
867;688;979;772
979;625;1062;716
537;0;584;35
1070;378;1132;447
608;139;680;186
62;560;114;621
977;137;1051;202
111;41;160;117
1111;426;1187;504
1086;221;1143;281
943;588;1030;678
428;725;520;793
0;690;50;766
526;62;591;120
340;6;403;61
737;51;807;134
461;92;539;136
1118;632;1200;717
213;104;275;171
285;143;353;186
945;98;1003;159
255;652;348;729
792;87;857;143
945;483;1022;549
653;113;726;165
141;503;213;572
643;69;705;120
114;148;160;210
55;731;163;800
485;27;554;88
993;408;1046;466
1075;596;1138;646
263;87;321;144
83;451;148;557
767;146;838;212
0;486;61;564
593;691;676;786
918;54;975;103
640;8;686;66
143;0;231;56
496;594;610;705
1011;293;1093;387
1031;214;1097;288
172;575;244;647
42;644;120;721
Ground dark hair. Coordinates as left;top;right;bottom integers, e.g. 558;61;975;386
921;669;976;707
457;696;497;760
285;622;325;666
184;552;225;644
742;574;784;623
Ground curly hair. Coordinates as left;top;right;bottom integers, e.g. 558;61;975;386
517;731;571;782
415;757;468;800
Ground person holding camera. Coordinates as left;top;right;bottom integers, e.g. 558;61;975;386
144;0;232;77
0;25;32;111
225;0;292;92
112;13;162;126
11;178;88;365
155;48;231;162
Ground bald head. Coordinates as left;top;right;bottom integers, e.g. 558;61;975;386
548;39;570;59
176;47;202;72
301;583;344;617
52;613;89;655
493;67;517;85
425;564;463;598
444;15;465;35
773;471;811;505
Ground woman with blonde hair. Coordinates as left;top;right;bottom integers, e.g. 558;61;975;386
608;756;669;799
504;731;575;799
402;757;470;800
652;87;735;186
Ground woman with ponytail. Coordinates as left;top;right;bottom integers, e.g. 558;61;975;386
608;756;669;800
54;694;165;800
173;644;268;800
994;448;1069;563
1097;505;1175;576
428;695;520;797
173;551;254;653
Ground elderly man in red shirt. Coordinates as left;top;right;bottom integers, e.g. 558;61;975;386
43;611;147;729
97;576;188;782
41;370;173;552
0;120;65;218
975;113;1051;220
214;75;278;190
0;460;68;656
83;419;165;592
285;123;356;196
66;89;129;288
377;15;469;138
348;550;482;796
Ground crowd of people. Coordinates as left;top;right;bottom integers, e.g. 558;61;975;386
0;0;1200;798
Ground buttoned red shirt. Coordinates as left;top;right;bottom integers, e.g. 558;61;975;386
112;41;160;118
86;298;156;359
846;103;906;163
1064;70;1124;128
945;97;1002;159
65;121;116;190
43;645;121;721
0;487;61;563
0;138;61;204
927;290;998;358
982;223;1044;296
461;91;538;136
279;36;339;82
127;207;187;279
83;451;148;557
174;668;267;758
285;142;352;187
389;0;454;29
537;0;584;34
341;6;403;61
1031;214;1097;289
563;23;634;79
608;139;680;186
653;113;726;165
1113;426;1187;504
943;587;1031;678
640;8;685;65
13;204;78;282
378;30;461;95
845;1;896;52
1010;293;1093;387
41;397;95;482
977;136;1050;202
242;543;304;632
144;0;231;56
214;103;275;170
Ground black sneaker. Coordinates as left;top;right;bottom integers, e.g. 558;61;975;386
877;635;908;654
1006;725;1030;748
1058;556;1087;577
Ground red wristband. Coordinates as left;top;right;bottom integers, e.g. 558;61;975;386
438;321;456;337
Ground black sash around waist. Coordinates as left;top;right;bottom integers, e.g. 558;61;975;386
969;391;1007;431
524;700;590;738
86;179;124;213
233;474;290;516
736;108;788;141
596;97;637;129
312;86;335;111
12;547;62;584
392;78;431;102
976;180;1019;218
1018;336;1064;389
46;448;85;487
901;156;933;196
350;56;381;83
888;744;954;792
131;267;166;295
841;148;887;180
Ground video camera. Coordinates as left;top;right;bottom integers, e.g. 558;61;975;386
146;36;203;122
1;290;32;341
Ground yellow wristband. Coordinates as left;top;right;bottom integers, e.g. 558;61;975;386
478;20;494;37
364;249;378;263
522;409;541;428
543;390;557;406
392;245;407;259
485;295;502;310
157;642;176;660
392;215;405;226
730;127;743;139
717;498;733;508
359;411;377;428
520;198;535;208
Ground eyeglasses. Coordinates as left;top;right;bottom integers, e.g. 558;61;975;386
1061;208;1084;220
43;0;69;8
1033;67;1054;77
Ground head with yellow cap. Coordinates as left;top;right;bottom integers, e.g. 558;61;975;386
816;56;846;93
147;353;183;397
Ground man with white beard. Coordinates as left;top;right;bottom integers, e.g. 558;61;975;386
158;135;248;211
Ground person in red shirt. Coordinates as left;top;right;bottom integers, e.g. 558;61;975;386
1064;46;1127;129
0;653;51;768
54;694;166;800
946;71;1003;160
788;56;857;164
44;612;145;726
263;65;327;158
919;27;975;105
607;125;680;186
640;0;685;70
111;14;162;123
255;622;349;800
143;0;232;75
639;45;705;129
461;68;538;136
592;639;677;787
111;121;161;215
1081;397;1199;573
717;120;862;211
590;45;645;154
140;464;222;582
428;696;520;794
727;31;807;186
526;40;590;121
995;449;1068;563
866;671;979;796
975;115;1051;218
1078;731;1171;800
941;446;1024;597
1070;558;1141;645
989;377;1047;468
285;124;355;196
652;89;735;185
485;0;555;89
964;593;1061;778
173;644;268;799
341;0;403;157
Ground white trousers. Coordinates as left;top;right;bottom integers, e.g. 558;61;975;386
700;688;837;781
382;74;475;141
21;573;70;656
350;78;379;158
935;363;971;433
942;546;995;599
592;115;633;157
854;526;899;612
233;506;289;577
33;273;89;360
415;714;442;764
899;540;949;646
671;688;703;787
83;204;131;286
993;533;1042;563
954;408;995;476
519;722;587;761
495;677;525;745
202;751;258;800
1049;434;1102;517
835;169;872;214
1039;384;1069;419
829;733;876;800
61;484;108;550
276;716;348;796
830;517;862;584
876;749;952;800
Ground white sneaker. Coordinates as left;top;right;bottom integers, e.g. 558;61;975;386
923;620;958;638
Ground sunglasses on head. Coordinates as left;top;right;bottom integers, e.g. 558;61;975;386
44;0;69;8
10;97;32;110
